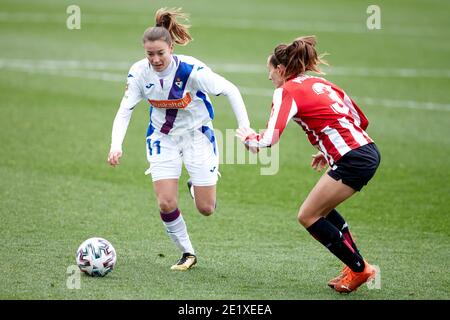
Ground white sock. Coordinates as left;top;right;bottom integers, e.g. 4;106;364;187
162;214;195;255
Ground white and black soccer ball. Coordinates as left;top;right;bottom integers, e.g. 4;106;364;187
76;237;116;277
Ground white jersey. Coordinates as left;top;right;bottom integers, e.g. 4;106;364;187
111;55;250;151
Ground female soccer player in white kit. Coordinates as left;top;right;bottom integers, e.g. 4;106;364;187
108;8;250;270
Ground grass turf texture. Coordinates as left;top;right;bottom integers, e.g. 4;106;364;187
0;0;449;299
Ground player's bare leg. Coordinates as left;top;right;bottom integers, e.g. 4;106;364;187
192;185;216;216
297;173;375;292
154;179;179;213
154;179;197;270
298;172;355;228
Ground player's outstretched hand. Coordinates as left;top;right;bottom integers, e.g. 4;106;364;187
236;127;260;154
108;150;123;167
235;127;256;142
311;151;328;171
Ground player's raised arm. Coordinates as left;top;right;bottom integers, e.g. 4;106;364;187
193;66;250;129
236;87;298;151
108;69;143;166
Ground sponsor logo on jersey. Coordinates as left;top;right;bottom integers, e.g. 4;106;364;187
145;83;154;89
148;92;192;109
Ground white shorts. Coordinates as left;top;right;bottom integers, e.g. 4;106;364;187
144;123;219;186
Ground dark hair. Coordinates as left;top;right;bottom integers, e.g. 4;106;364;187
269;35;327;80
142;8;192;46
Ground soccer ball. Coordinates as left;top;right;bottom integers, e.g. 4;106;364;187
76;237;117;277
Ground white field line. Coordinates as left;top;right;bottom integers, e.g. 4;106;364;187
0;12;446;37
195;18;446;37
1;60;450;112
354;97;450;112
238;87;450;112
0;59;131;71
213;64;450;79
1;58;450;79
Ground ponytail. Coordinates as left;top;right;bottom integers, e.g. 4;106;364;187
270;35;328;80
142;8;192;46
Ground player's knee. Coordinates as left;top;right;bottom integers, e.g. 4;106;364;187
298;205;330;227
196;203;215;216
298;206;313;227
297;213;308;227
158;198;178;213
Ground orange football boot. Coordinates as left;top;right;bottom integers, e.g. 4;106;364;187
328;265;351;288
334;262;376;293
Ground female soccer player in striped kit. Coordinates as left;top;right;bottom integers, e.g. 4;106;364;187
237;36;380;293
108;8;250;271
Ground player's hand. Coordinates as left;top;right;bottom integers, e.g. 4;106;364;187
236;127;260;154
235;127;256;142
246;145;260;154
108;150;122;167
311;151;328;172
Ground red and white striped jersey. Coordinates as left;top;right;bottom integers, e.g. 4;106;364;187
246;75;373;166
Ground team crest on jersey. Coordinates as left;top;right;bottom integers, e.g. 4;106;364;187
175;77;183;89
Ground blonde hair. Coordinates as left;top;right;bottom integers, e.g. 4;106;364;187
142;8;192;46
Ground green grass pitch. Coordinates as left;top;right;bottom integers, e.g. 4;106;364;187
0;0;449;300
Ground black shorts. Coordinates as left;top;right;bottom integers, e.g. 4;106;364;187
327;143;381;191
